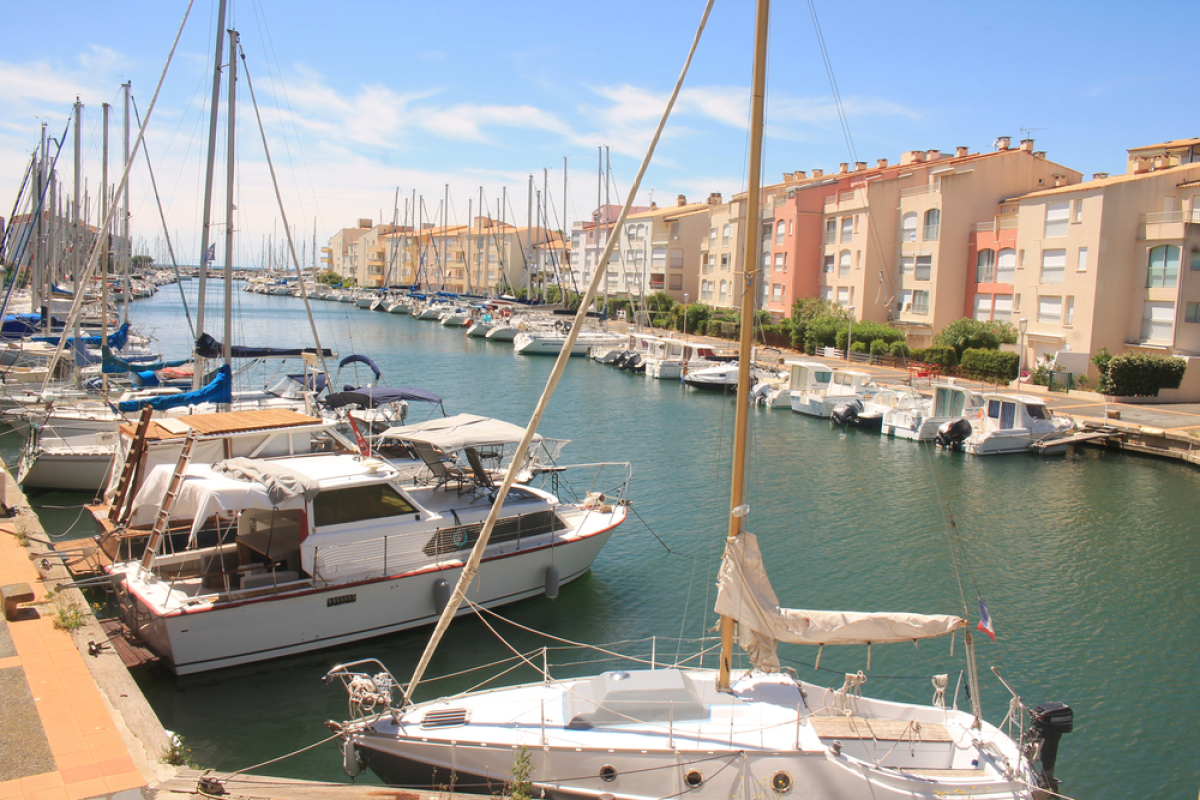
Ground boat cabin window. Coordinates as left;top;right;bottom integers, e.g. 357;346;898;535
1026;404;1049;421
935;390;964;417
313;483;418;528
991;401;1017;428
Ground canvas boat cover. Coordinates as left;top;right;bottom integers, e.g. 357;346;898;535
378;413;538;452
213;457;320;507
715;532;964;670
116;364;232;413
325;386;443;409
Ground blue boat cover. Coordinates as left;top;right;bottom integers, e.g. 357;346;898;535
117;364;232;413
33;322;130;350
338;354;381;381
194;332;332;359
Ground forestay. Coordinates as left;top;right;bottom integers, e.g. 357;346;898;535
715;532;964;670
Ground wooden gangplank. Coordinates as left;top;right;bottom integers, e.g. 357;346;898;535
1032;428;1123;454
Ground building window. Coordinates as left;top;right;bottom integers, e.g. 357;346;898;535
775;220;786;246
1072;199;1083;223
669;274;683;290
652;247;666;267
837;286;851;306
976;249;995;283
840;216;854;243
1077;247;1088;272
1191;250;1200;270
993;294;1013;321
901;212;918;242
1041;249;1066;283
722;224;731;246
1147;245;1180;288
823;254;834;273
773;253;787;272
838;250;851;278
1143;301;1175;341
772;283;784;302
915;255;932;281
709;228;717;248
899;289;912;313
1064;296;1075;325
924;208;941;241
912;289;930;315
1044;202;1069;237
671;249;684;269
900;255;914;276
670;221;680;240
973;293;992;321
820;287;833;301
997;249;1016;283
719;280;728;303
1038;295;1062;324
824;218;836;245
788;219;793;235
1186;302;1200;323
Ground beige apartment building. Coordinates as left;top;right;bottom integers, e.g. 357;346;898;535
324;220;372;283
1006;139;1200;397
605;196;711;304
815;140;1081;345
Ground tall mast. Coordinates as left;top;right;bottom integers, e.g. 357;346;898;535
717;0;769;694
194;0;228;388
121;82;131;324
222;29;238;370
71;98;82;349
526;173;533;296
101;103;110;394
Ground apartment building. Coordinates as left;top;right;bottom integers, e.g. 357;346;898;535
569;204;647;289
325;219;372;283
1004;140;1200;396
602;196;710;303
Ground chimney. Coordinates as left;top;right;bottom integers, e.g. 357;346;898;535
1153;156;1167;170
955;146;969;158
707;192;723;205
926;149;941;161
1033;151;1046;159
1092;172;1110;180
839;162;849;174
812;169;823;178
902;150;926;165
1053;175;1065;187
1020;138;1035;152
794;170;807;180
876;158;889;169
358;218;372;229
677;194;687;206
649;201;658;210
995;136;1011;151
854;161;867;171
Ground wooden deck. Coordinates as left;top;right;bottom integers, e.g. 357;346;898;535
807;715;953;741
119;408;323;440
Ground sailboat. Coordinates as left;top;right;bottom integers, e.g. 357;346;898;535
321;3;1073;799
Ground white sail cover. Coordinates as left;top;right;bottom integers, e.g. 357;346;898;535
379;413;540;451
715;532;965;670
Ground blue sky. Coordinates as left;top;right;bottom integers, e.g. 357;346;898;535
1;0;1196;268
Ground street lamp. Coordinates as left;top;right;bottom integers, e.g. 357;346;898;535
846;305;855;362
1018;317;1028;390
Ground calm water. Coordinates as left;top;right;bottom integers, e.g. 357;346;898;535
17;282;1200;800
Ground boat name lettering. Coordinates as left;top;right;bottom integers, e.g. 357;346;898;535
327;594;357;607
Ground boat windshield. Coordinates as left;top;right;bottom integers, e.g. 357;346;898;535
314;483;417;527
1027;404;1049;420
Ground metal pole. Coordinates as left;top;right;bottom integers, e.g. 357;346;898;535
194;0;228;388
222;29;238;372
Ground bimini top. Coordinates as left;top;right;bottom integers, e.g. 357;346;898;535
325;386;444;410
379;413;538;452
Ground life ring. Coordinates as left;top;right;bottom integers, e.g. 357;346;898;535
453;529;468;547
977;408;984;420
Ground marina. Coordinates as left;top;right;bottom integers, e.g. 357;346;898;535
1;283;1198;799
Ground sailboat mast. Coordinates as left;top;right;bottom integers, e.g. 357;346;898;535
194;0;228;389
717;0;769;694
101;102;110;394
121;82;131;325
222;29;238;369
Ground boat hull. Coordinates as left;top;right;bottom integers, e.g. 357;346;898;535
115;526;616;675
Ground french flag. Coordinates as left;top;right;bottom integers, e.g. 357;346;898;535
977;598;996;642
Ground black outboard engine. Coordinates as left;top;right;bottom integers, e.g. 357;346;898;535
936;417;972;450
1028;702;1073;793
830;399;862;427
614;351;631;370
626;353;644;372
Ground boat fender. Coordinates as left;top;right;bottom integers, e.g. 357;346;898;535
433;578;451;613
342;738;362;777
544;565;560;599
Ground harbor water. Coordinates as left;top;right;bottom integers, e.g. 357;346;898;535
14;281;1200;800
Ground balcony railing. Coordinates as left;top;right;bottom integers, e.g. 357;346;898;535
974;222;995;233
900;184;937;198
1144;210;1200;224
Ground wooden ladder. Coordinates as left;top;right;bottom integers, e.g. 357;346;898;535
109;406;155;525
140;430;198;571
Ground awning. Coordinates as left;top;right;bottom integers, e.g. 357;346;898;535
378;413;538;452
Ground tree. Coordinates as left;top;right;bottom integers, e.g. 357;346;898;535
934;318;1000;357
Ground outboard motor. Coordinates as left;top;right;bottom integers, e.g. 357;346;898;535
830;399;862;427
1028;702;1073;792
626;353;644;372
936;417;972;450
614;351;631;370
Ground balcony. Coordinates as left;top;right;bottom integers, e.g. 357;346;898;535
900;184;938;198
1141;209;1200;241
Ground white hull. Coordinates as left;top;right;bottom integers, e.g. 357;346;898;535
963;428;1068;455
19;447;113;490
114;525;615;674
513;332;624;357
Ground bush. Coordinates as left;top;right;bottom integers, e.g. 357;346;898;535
849;341;867;353
890;341;910;358
909;346;958;369
960;348;1020;383
835;321;905;353
934;318;1001;357
1099;352;1187;396
869;339;889;356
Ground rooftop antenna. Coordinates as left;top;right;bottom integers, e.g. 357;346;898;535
1019;126;1045;140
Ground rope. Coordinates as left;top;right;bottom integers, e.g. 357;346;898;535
931;673;948;709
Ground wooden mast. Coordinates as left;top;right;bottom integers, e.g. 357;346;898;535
718;0;770;694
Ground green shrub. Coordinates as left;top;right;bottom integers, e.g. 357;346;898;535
960;348;1019;383
835;321;905;353
870;339;889;356
890;341;910;358
849;341;867;353
1099;352;1187;396
934;318;1001;357
909;346;958;369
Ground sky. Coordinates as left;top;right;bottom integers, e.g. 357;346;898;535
1;0;1196;269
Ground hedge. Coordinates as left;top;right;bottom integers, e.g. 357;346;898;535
1100;352;1187;396
960;348;1019;383
908;345;958;369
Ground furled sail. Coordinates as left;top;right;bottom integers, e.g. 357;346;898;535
715;532;964;670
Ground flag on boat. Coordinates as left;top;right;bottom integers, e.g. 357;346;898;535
977;597;996;641
205;243;216;263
